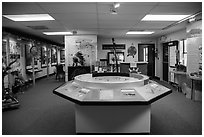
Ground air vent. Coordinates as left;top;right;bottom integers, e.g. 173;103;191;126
27;26;49;30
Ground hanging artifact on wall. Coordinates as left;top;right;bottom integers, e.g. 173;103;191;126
127;43;137;58
9;40;21;71
41;46;47;68
25;42;41;69
51;47;57;66
60;49;65;63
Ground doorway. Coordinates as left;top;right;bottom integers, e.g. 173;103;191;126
138;44;155;78
162;41;179;82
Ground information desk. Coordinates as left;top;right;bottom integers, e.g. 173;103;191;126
53;73;171;134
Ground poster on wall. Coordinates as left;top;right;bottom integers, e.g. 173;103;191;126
41;46;47;68
60;50;65;64
51;47;57;66
169;46;177;67
108;52;125;65
2;40;7;67
65;35;97;67
25;43;40;69
9;40;21;71
127;44;137;58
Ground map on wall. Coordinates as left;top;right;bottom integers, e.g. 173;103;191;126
65;35;97;67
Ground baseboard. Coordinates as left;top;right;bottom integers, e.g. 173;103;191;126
35;73;55;81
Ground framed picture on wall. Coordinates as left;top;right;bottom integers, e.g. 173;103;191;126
60;49;65;64
25;43;39;69
2;40;7;66
51;47;57;66
41;46;47;68
108;52;125;65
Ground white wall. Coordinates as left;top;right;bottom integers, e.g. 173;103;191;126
156;20;202;80
97;37;156;63
186;20;202;73
156;29;187;80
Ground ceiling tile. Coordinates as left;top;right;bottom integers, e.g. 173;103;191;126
2;2;45;14
120;2;159;6
51;13;97;21
97;3;155;14
158;2;201;6
98;29;128;37
2;2;202;44
99;20;135;29
135;21;175;30
117;5;156;14
98;13;143;21
38;2;97;14
151;4;202;15
61;20;98;29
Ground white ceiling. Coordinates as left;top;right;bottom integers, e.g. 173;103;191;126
2;2;202;45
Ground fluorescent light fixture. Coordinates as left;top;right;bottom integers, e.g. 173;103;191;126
113;2;120;8
126;31;154;35
142;14;190;21
3;14;55;21
43;32;73;35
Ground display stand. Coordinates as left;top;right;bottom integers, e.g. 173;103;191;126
75;104;150;133
53;73;172;134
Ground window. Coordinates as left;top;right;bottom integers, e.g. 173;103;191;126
143;47;148;62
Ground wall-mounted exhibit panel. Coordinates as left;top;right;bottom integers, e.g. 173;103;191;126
51;47;57;66
53;73;171;134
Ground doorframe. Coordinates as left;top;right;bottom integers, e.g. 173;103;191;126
138;43;155;78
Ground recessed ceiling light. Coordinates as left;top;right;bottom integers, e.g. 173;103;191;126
43;32;73;35
142;14;190;21
126;31;154;35
3;14;55;21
